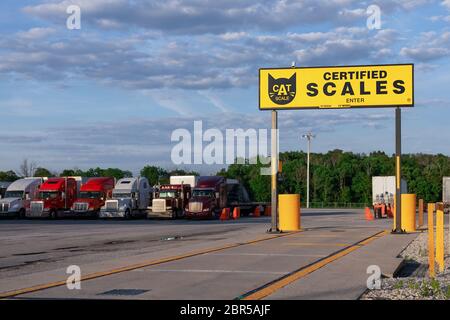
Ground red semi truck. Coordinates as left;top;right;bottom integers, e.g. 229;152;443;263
69;177;115;218
185;176;256;219
27;177;79;218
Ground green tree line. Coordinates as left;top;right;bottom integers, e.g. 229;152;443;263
1;150;449;203
217;150;450;204
0;165;198;187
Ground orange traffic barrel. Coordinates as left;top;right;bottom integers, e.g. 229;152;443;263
365;207;374;221
232;207;240;220
220;208;230;221
253;206;260;217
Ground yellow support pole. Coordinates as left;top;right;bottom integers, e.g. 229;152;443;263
401;194;416;232
436;203;445;273
418;199;424;228
428;203;435;278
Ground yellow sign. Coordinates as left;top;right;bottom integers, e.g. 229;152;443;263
259;64;414;110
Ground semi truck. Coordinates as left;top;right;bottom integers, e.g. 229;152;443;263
148;175;195;219
100;177;151;219
185;176;255;219
68;177;115;218
0;178;43;218
372;176;407;219
443;177;450;213
27;177;78;218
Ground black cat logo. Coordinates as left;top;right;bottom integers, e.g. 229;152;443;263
268;73;296;105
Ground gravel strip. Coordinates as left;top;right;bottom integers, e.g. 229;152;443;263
361;228;450;300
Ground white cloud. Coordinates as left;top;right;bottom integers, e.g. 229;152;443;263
16;27;55;40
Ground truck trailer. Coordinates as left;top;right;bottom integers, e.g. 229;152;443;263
148;175;194;219
185;176;255;219
0;178;43;218
100;177;151;219
372;176;407;219
69;177;115;218
27;177;78;218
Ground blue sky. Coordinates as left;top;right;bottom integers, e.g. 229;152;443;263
0;0;450;175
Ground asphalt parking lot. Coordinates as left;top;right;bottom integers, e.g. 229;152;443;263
0;209;416;300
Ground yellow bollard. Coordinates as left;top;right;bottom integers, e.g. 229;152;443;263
428;203;435;278
436;204;445;273
418;199;424;228
401;194;416;232
278;194;301;232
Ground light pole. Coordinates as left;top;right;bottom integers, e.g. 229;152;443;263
302;132;315;208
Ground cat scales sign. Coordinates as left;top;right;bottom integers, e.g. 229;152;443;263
259;64;414;110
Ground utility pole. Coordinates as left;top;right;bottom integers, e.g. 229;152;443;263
302;132;315;209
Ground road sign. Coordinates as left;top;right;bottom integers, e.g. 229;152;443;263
259;64;414;110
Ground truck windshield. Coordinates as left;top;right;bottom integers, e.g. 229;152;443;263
159;191;177;198
4;191;24;199
113;193;131;198
79;191;102;199
193;189;214;198
39;191;59;199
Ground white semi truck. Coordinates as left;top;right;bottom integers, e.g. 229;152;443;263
0;178;44;218
372;176;408;206
100;177;151;219
372;176;407;218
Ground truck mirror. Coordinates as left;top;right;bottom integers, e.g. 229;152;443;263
215;192;219;199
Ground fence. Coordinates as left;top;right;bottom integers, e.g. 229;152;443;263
304;202;369;209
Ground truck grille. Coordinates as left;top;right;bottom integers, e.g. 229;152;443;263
30;201;44;216
0;203;9;213
189;202;202;212
105;200;118;211
152;199;166;213
73;202;89;211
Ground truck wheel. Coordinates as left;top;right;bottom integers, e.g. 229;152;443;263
18;209;26;219
125;209;131;220
50;210;57;219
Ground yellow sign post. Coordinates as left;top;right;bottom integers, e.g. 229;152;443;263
259;64;413;110
436;203;445;273
428;203;435;278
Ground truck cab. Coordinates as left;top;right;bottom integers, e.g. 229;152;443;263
70;177;115;218
185;176;226;219
0;178;43;218
148;175;195;219
148;184;191;219
0;182;11;199
28;177;78;218
100;177;150;219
